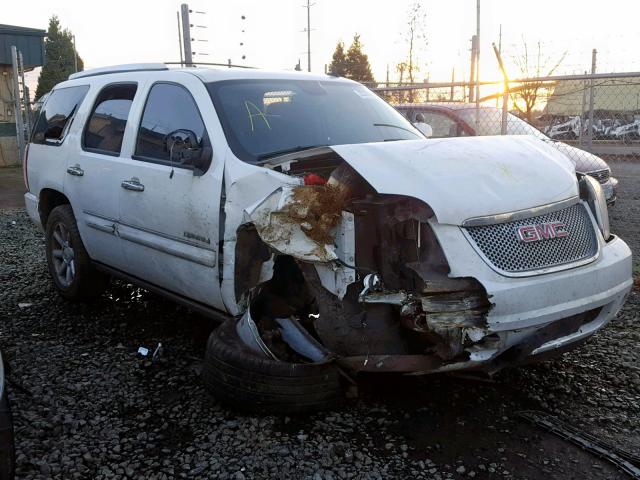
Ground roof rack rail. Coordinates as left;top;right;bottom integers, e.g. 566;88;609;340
68;63;168;80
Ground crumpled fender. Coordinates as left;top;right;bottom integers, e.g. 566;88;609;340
244;186;338;263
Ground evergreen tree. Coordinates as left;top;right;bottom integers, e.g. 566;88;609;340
344;34;374;83
328;41;348;76
35;16;84;99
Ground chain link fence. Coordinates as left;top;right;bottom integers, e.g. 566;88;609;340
370;72;640;202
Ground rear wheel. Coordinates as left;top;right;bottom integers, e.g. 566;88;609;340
45;205;109;300
202;318;344;413
0;389;15;480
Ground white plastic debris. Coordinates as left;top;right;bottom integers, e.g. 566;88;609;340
152;343;163;361
137;347;149;357
18;303;32;308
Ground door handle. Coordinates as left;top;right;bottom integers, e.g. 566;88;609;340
66;164;84;177
121;177;145;192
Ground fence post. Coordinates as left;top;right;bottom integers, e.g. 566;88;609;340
11;45;25;163
492;42;510;135
18;51;31;140
587;49;597;152
579;71;587;147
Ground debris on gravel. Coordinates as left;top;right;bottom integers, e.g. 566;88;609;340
0;161;638;480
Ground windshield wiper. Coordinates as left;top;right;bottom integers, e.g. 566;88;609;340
373;123;420;136
256;144;329;162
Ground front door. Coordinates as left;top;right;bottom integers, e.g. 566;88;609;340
116;76;225;310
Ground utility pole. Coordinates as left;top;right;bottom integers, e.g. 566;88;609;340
303;0;314;72
450;68;455;101
469;35;477;103
177;11;184;66
475;0;481;129
181;4;193;66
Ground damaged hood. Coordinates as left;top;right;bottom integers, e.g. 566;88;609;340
332;136;578;226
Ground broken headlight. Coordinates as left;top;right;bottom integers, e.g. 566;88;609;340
580;175;610;240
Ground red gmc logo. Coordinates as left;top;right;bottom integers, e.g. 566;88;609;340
516;222;569;243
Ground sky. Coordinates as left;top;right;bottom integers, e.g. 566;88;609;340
5;0;640;92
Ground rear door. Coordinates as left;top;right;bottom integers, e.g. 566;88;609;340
28;85;90;217
116;74;225;310
62;81;139;271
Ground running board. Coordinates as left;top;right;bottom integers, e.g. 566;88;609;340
93;262;232;324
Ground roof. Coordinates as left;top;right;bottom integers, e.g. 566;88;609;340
63;63;353;84
0;24;46;36
0;23;46;67
68;63;168;80
189;66;350;83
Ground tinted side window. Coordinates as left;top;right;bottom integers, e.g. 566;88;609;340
83;83;137;155
135;83;207;162
32;85;89;145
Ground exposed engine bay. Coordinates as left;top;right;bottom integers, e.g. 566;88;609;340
232;148;500;374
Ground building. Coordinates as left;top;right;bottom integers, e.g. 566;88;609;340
0;24;46;167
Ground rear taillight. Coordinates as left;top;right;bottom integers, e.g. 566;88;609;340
23;144;30;191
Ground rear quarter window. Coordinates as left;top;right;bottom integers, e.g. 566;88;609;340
31;85;90;145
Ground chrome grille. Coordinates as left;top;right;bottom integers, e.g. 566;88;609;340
587;169;610;184
464;203;598;275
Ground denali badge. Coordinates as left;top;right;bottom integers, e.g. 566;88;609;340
516;222;569;243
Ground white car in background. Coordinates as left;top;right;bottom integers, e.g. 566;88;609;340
24;64;632;412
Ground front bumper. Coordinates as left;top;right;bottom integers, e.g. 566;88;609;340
423;223;632;371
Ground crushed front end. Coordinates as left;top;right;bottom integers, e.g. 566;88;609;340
233;137;633;376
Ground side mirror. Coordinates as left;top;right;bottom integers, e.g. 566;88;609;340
166;129;201;165
165;129;212;176
413;122;433;138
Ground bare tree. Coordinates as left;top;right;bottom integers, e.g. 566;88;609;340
402;1;427;102
395;61;407;103
510;39;566;122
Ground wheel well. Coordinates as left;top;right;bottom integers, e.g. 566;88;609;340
39;189;71;226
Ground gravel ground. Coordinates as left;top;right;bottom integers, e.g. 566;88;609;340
0;160;638;480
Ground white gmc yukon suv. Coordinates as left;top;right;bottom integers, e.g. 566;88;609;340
24;64;633;412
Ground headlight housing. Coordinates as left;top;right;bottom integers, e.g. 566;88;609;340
580;175;610;240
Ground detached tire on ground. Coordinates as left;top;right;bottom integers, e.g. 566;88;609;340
202;318;343;413
45;205;109;300
0;390;15;480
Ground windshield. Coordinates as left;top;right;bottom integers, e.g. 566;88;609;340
207;79;422;162
457;108;547;139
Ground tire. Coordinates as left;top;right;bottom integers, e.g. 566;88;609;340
45;205;109;300
202;318;344;413
0;389;15;480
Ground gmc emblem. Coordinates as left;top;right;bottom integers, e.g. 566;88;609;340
516;222;569;243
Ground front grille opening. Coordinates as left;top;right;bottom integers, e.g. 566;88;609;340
465;203;598;274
